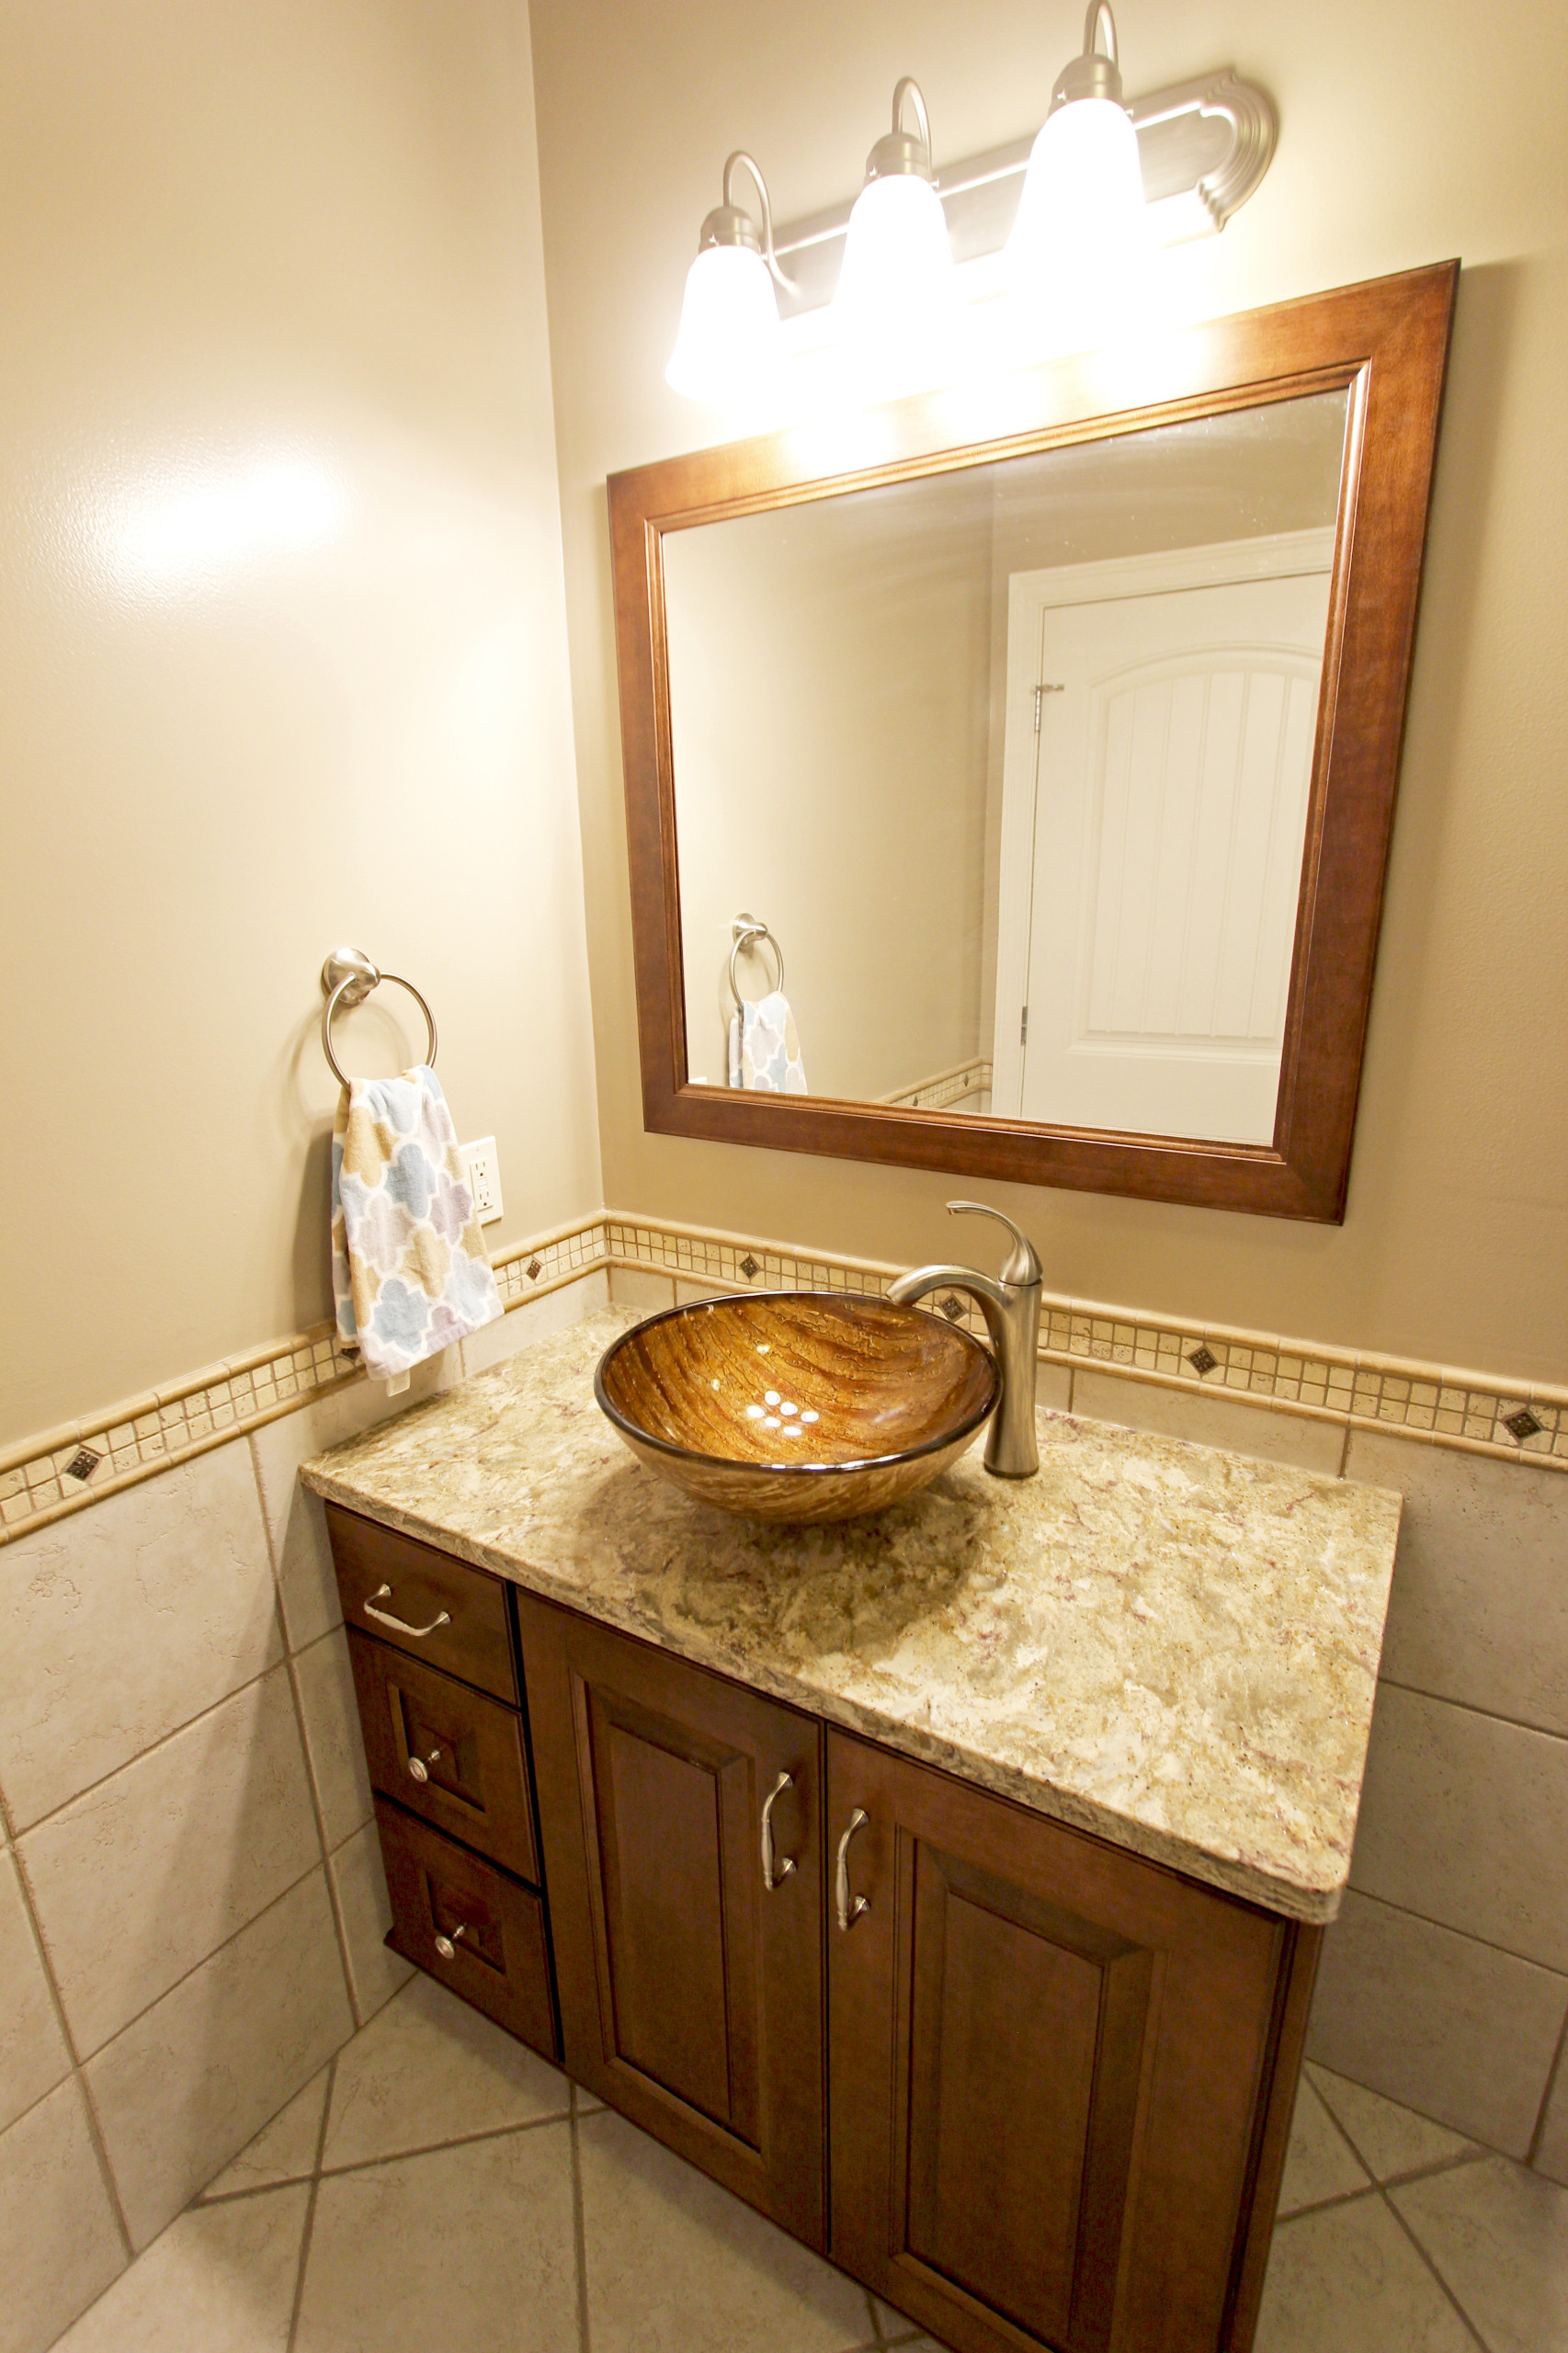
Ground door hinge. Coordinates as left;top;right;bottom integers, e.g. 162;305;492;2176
1033;682;1064;731
1019;1006;1028;1046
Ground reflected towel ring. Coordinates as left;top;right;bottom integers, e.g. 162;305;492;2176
729;914;785;1011
320;946;438;1090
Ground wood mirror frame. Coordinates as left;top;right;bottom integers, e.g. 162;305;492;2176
608;261;1457;1222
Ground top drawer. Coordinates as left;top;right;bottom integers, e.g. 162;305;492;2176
325;1506;517;1705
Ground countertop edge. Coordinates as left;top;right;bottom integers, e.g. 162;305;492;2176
302;1464;1346;1927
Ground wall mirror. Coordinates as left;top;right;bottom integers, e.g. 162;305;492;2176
610;263;1457;1220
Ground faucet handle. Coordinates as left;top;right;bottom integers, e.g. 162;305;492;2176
946;1201;1042;1288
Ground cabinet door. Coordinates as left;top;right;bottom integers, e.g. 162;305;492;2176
517;1591;825;2245
827;1730;1301;2353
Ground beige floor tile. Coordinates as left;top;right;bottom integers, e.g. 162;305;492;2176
0;1846;72;2135
579;2106;871;2353
322;1972;568;2170
295;2125;577;2353
21;1665;320;2055
1535;2045;1568;2187
53;2180;309;2352
1394;2153;1568;2353
1070;1368;1345;1473
0;1442;280;1827
1306;1888;1568;2155
1307;2063;1480;2183
201;2064;331;2197
325;1823;415;2026
1277;2075;1373;2214
1254;2195;1476;2352
87;1870;352;2248
0;2076;127;2353
294;1631;372;1850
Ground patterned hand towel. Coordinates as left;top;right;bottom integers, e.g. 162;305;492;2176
728;989;808;1093
331;1066;503;1382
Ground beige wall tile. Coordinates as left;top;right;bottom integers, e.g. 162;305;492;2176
0;1443;280;1829
0;2076;126;2353
1392;2153;1568;2353
1346;1434;1568;1734
1537;2043;1568;2188
86;1869;352;2248
1307;1888;1568;2157
1350;1686;1568;1972
53;2181;310;2353
608;1264;678;1312
0;1847;72;2135
460;1267;609;1375
1034;1362;1073;1415
296;2128;577;2353
19;1665;320;2056
251;1377;430;1655
327;1822;414;2027
1070;1369;1345;1474
201;2065;330;2198
295;1631;373;1853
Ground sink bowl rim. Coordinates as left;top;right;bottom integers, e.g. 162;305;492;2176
594;1290;999;1481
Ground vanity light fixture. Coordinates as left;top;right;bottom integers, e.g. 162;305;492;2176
830;78;961;382
665;150;796;404
1006;1;1151;337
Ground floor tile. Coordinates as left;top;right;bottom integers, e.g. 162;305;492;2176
53;2181;309;2352
1254;2195;1476;2352
295;2125;577;2352
1307;2063;1481;2183
1394;2153;1568;2353
201;2066;331;2198
1278;2075;1373;2214
579;2106;871;2353
321;1973;568;2170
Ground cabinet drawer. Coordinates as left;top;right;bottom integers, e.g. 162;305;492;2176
376;1797;557;2058
327;1505;517;1703
349;1630;538;1881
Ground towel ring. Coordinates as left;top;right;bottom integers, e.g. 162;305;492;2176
728;915;784;1012
320;947;437;1090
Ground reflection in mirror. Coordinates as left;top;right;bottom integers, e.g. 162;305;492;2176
665;388;1347;1146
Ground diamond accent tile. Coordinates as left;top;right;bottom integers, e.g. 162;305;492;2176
739;1255;760;1280
64;1448;102;1483
1187;1345;1219;1378
527;1258;542;1281
940;1294;968;1323
1503;1406;1544;1442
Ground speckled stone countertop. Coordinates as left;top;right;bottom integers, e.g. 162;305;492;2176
303;1309;1402;1923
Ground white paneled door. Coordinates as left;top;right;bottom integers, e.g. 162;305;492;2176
991;533;1335;1144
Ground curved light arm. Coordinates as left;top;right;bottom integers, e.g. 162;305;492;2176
891;75;933;156
1083;1;1119;65
722;149;797;296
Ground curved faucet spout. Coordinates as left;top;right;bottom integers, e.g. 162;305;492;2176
888;1258;1041;1479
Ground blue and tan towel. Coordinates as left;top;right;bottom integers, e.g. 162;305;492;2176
331;1067;502;1382
727;990;808;1093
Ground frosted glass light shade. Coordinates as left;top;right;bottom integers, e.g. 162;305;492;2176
1006;97;1150;347
831;172;962;384
665;244;783;403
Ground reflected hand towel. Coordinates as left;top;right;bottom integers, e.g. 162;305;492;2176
331;1066;503;1380
729;990;808;1093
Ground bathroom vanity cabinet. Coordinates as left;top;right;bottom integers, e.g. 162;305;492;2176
325;1499;1319;2353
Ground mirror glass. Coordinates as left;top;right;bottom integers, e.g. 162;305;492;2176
665;387;1348;1145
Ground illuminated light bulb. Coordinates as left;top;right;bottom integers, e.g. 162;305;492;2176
832;78;964;397
665;151;793;405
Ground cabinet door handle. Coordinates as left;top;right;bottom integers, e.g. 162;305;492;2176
835;1807;870;1932
433;1922;468;1961
364;1583;451;1639
760;1770;797;1891
405;1745;442;1784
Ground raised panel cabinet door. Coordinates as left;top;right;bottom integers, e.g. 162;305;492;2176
826;1730;1312;2353
516;1590;825;2246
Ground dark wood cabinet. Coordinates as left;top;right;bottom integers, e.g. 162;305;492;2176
516;1588;826;2248
325;1506;1314;2351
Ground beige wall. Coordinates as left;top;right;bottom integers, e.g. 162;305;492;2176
0;0;601;1447
529;0;1568;1387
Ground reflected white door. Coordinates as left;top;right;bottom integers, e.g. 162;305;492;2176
991;534;1334;1144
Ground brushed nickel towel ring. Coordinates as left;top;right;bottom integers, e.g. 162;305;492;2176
729;914;785;1011
320;946;437;1089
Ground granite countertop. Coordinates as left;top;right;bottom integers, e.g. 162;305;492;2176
302;1308;1402;1923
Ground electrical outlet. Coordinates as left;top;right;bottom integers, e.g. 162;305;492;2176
460;1137;504;1226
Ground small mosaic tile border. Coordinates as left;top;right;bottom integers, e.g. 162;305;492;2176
879;1058;994;1111
4;1207;1564;1546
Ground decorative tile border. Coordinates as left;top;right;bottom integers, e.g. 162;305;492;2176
878;1058;994;1110
3;1207;1563;1546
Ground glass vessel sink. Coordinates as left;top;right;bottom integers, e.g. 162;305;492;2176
594;1291;1000;1523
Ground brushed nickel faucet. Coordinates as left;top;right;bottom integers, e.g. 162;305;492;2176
888;1201;1042;1477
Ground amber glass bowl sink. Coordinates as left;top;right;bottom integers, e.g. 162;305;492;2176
594;1291;999;1524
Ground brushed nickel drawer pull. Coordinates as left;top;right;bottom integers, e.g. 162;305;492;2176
760;1769;796;1891
433;1923;468;1961
405;1746;442;1784
835;1807;869;1932
364;1584;451;1639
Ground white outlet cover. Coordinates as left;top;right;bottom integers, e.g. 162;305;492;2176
460;1137;504;1226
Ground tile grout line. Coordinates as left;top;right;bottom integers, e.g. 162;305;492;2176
285;2049;337;2353
1307;2077;1493;2348
570;2090;592;2353
1371;1673;1568;1745
1333;1880;1568;1986
315;2105;575;2183
1528;2001;1568;2170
